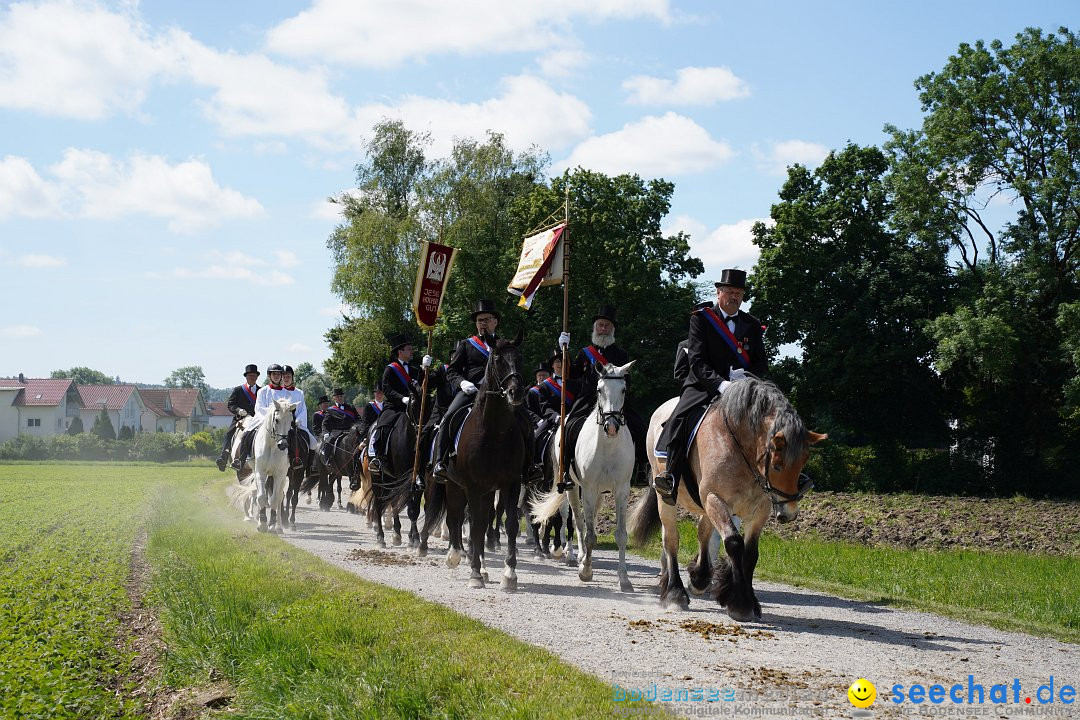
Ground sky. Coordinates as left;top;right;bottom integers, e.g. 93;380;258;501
1;0;1074;389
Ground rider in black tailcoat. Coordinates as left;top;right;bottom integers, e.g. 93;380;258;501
320;389;358;464
653;269;767;505
368;334;421;476
216;364;260;471
558;305;648;488
431;299;542;485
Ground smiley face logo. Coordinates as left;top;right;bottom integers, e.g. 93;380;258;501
847;678;876;708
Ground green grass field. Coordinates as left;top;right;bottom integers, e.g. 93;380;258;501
0;462;657;719
607;514;1080;643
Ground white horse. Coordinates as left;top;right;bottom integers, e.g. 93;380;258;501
250;398;297;533
531;361;636;591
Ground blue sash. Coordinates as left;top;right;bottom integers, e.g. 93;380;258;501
466;336;491;356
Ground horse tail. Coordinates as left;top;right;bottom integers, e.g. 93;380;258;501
384;469;416;512
529;486;566;526
298;473;320;494
628;488;661;547
226;481;256;512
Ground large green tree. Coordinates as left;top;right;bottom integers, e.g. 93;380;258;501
751;144;951;447
50;367;113;384
887;26;1080;492
164;366;210;402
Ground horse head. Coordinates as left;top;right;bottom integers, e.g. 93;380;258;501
270;398;298;447
484;337;526;407
596;360;635;437
719;379;826;523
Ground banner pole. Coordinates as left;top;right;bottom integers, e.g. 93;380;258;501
556;184;571;492
411;329;433;488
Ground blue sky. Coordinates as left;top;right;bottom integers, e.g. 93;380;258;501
1;0;1073;389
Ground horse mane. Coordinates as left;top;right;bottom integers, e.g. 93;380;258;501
718;377;808;467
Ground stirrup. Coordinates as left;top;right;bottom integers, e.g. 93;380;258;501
368;457;382;474
653;472;677;506
231;457;246;471
432;460;449;483
556;471;575;493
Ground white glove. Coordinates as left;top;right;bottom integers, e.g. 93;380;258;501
729;366;749;382
558;332;570;348
460;380;478;396
402;397;411;406
422;354;433;369
236;409;248;418
719;380;732;394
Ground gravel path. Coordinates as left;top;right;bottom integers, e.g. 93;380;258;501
275;498;1078;719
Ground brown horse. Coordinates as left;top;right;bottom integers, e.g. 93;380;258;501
442;333;528;591
629;377;825;621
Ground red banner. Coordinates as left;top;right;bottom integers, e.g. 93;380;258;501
412;241;458;330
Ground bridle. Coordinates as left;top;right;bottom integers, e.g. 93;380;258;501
483;349;523;399
724;412;813;510
595;373;626;432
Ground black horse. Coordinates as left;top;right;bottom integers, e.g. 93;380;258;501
367;387;428;548
441;334;529;590
307;426;364;511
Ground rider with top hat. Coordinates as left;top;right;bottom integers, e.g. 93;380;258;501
431;299;542;485
320;388;358;464
311;395;330;436
217;363;260;471
558;304;649;488
653;269;767;505
368;333;421;475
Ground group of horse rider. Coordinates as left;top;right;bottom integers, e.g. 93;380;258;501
214;267;767;505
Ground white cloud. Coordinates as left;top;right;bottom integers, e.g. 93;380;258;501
681;217;772;272
352;74;592;157
537;48;590;78
273;250;300;268
311;188;363;220
623;66;749;105
0;156;63;219
18;254;67;268
558;112;734;177
266;0;671;67
170;248;298;286
0;0;172;119
755;140;829;176
1;324;42;337
42;149;263;232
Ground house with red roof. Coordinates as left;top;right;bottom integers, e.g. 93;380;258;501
139;388;209;434
207;401;233;430
76;385;147;436
0;376;82;442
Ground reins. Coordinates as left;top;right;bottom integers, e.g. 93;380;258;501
594;373;626;430
723;411;812;508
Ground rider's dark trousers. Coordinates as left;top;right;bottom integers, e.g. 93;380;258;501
656;385;712;485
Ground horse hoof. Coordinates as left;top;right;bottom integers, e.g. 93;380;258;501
417;545;428;558
257;523;268;533
620;579;635;593
392;534;402;546
468;577;485;589
564;554;576;568
501;576;518;592
377;540;386;549
551;547;564;559
447;551;461;568
485;540;497;552
481;571;490;582
726;607;755;623
578;567;593;582
689;582;708;596
661;590;690;611
408;538;420;549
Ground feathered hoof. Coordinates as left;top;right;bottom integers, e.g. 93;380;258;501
257;522;268;533
501;575;518;592
688;580;709;596
564;553;576;568
446;549;461;567
376;539;386;549
468;576;485;589
661;587;690;611
392;533;402;546
551;546;565;559
408;536;420;549
417;543;428;558
578;566;593;582
619;577;635;593
726;605;756;623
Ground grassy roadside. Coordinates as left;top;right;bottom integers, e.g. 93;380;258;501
603;516;1080;644
149;477;656;719
1;462;659;719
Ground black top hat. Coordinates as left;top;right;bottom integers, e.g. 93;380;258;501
389;333;412;352
374;381;385;392
332;388;345;396
592;304;617;326
317;395;330;404
714;268;748;289
243;364;259;376
469;298;501;321
533;362;551;375
548;347;564;364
